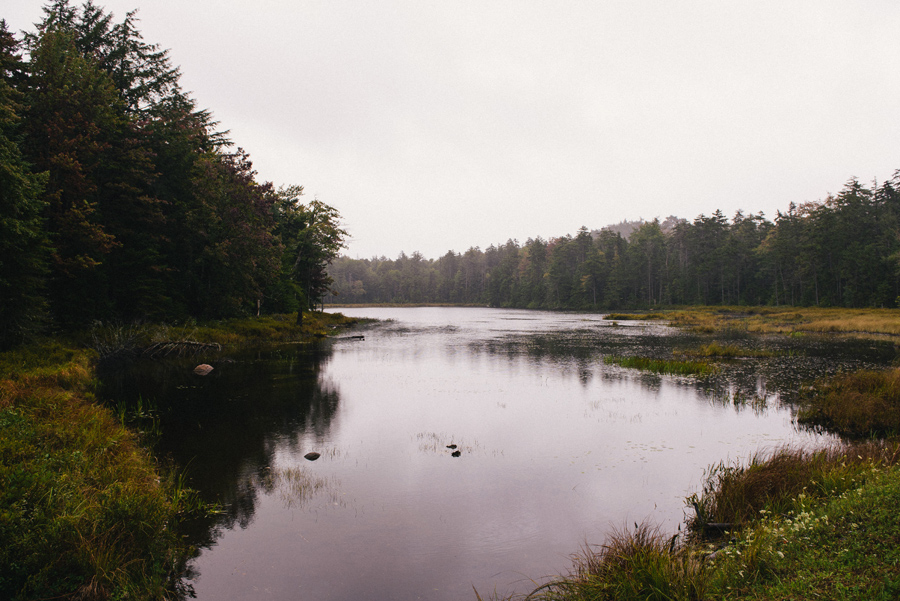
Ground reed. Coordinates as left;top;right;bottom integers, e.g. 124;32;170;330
798;368;900;438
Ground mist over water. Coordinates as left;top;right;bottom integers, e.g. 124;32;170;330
101;307;895;600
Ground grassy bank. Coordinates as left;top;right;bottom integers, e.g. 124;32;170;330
0;311;356;600
0;342;196;599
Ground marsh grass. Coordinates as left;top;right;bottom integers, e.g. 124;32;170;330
604;355;718;376
666;306;900;340
798;368;900;438
0;342;204;600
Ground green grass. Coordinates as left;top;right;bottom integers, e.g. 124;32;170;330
798;368;900;438
604;355;719;376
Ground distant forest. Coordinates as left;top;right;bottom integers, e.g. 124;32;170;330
0;2;345;348
327;175;900;310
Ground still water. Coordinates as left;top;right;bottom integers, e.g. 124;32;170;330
101;307;895;600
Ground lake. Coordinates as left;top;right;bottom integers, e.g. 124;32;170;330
100;307;896;600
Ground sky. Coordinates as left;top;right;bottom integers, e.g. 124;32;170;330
5;1;900;259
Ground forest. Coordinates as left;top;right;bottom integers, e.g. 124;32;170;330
327;175;900;310
0;1;346;349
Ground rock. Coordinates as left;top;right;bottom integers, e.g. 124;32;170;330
451;450;461;458
304;452;321;461
446;444;457;449
193;364;214;376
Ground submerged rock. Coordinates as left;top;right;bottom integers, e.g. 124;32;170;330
304;452;321;461
193;364;214;376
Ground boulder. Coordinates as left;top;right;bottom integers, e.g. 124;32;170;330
193;364;214;376
304;452;321;461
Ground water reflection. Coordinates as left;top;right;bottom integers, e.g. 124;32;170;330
100;344;341;541
98;308;898;601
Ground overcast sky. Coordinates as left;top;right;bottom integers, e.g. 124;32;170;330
6;1;900;259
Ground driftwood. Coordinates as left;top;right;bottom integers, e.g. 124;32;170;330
144;340;222;358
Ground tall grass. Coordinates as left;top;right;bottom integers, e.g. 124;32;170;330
798;368;900;438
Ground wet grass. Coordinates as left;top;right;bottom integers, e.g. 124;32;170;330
604;355;719;376
798;368;900;438
0;342;205;600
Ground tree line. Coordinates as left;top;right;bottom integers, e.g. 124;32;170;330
0;1;346;349
327;175;900;310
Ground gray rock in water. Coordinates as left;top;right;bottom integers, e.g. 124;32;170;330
304;452;321;461
193;364;214;376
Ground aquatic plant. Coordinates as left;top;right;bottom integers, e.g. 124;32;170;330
604;355;718;376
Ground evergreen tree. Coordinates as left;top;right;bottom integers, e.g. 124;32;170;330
0;21;49;347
